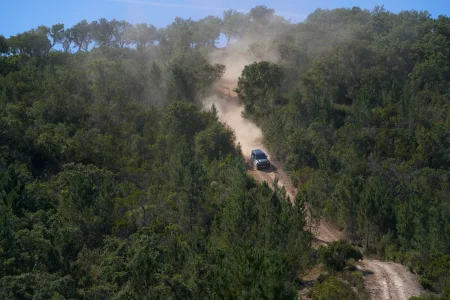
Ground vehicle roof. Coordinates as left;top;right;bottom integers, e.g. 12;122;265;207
252;149;266;154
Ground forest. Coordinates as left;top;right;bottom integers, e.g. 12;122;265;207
0;4;449;300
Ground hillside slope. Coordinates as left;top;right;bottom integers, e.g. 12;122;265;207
207;75;424;300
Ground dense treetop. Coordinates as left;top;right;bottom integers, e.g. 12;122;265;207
0;6;312;299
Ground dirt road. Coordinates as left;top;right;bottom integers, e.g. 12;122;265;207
358;260;424;300
205;78;424;300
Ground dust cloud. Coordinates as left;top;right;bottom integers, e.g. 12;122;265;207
203;94;263;156
202;41;274;156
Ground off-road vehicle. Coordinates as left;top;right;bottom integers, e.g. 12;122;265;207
250;149;270;170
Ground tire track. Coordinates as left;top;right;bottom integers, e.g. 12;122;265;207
358;260;423;300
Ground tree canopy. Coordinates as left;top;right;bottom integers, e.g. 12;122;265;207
1;5;450;298
234;6;450;295
0;12;311;299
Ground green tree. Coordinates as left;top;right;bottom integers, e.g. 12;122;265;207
312;276;358;300
8;28;51;57
130;23;157;51
235;61;283;118
91;18;115;47
49;23;65;48
318;240;363;271
222;9;248;45
111;19;132;48
249;5;275;24
54;163;116;248
0;35;8;54
67;20;92;51
194;122;235;160
195;16;222;47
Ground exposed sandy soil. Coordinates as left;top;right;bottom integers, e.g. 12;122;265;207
358;260;424;300
206;77;424;300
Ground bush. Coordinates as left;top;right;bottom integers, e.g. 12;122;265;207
348;271;364;289
346;258;357;271
420;277;434;291
403;250;425;275
312;276;357;300
422;254;450;292
318;240;363;271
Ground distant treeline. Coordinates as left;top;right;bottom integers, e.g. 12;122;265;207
0;5;287;57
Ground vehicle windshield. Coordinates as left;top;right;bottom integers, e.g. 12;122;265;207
255;153;267;159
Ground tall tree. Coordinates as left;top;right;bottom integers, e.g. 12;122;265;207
235;61;283;118
222;9;248;45
111;19;132;48
249;5;275;24
91;18;115;47
68;20;92;51
0;35;7;54
166;17;195;53
195;16;222;47
130;23;157;51
49;23;65;48
7;28;51;57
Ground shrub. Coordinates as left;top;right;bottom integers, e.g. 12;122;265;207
312;276;357;300
318;240;363;271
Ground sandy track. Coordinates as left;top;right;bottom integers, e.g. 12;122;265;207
205;82;424;300
358;260;424;300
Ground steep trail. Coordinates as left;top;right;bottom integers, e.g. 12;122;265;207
204;77;424;300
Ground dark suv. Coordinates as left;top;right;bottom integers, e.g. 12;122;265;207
250;149;270;170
